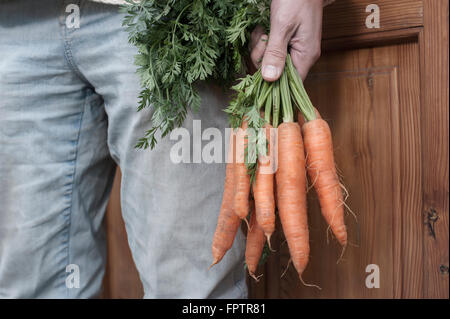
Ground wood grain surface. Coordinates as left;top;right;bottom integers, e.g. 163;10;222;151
101;170;144;299
249;44;415;298
421;0;449;299
322;0;423;39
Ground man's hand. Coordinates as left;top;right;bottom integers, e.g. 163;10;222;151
254;0;324;82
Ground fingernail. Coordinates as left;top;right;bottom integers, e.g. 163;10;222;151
262;65;279;80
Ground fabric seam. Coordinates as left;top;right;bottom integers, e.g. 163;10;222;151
64;89;88;298
61;0;92;86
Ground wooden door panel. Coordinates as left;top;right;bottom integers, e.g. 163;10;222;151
249;42;422;299
322;0;423;39
303;66;400;299
300;47;402;299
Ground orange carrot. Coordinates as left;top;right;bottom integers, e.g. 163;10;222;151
253;124;275;243
233;120;251;222
275;122;310;276
245;202;266;281
302;118;347;246
211;132;241;267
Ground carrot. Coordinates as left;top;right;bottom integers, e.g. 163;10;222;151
276;122;310;277
245;202;266;281
210;132;241;268
302;118;347;247
233;120;251;224
253;124;275;244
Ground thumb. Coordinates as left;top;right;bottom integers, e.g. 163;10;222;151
261;24;294;82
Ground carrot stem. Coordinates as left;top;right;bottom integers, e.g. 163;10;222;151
264;89;272;123
286;54;316;122
257;81;271;111
272;81;280;128
280;69;293;123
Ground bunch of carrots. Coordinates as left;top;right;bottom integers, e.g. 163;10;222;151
211;55;350;287
123;1;350;287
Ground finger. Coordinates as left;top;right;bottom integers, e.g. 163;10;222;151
289;4;323;80
250;25;266;51
261;20;297;82
290;47;320;81
250;34;268;69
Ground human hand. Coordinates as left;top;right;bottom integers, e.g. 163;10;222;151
251;0;324;81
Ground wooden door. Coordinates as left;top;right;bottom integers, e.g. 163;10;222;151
250;42;417;299
248;0;448;299
101;170;144;299
102;0;448;299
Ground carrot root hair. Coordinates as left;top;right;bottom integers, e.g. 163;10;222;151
280;259;291;279
266;233;276;252
336;243;347;264
243;216;251;231
348;241;360;248
249;271;263;282
299;275;322;291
